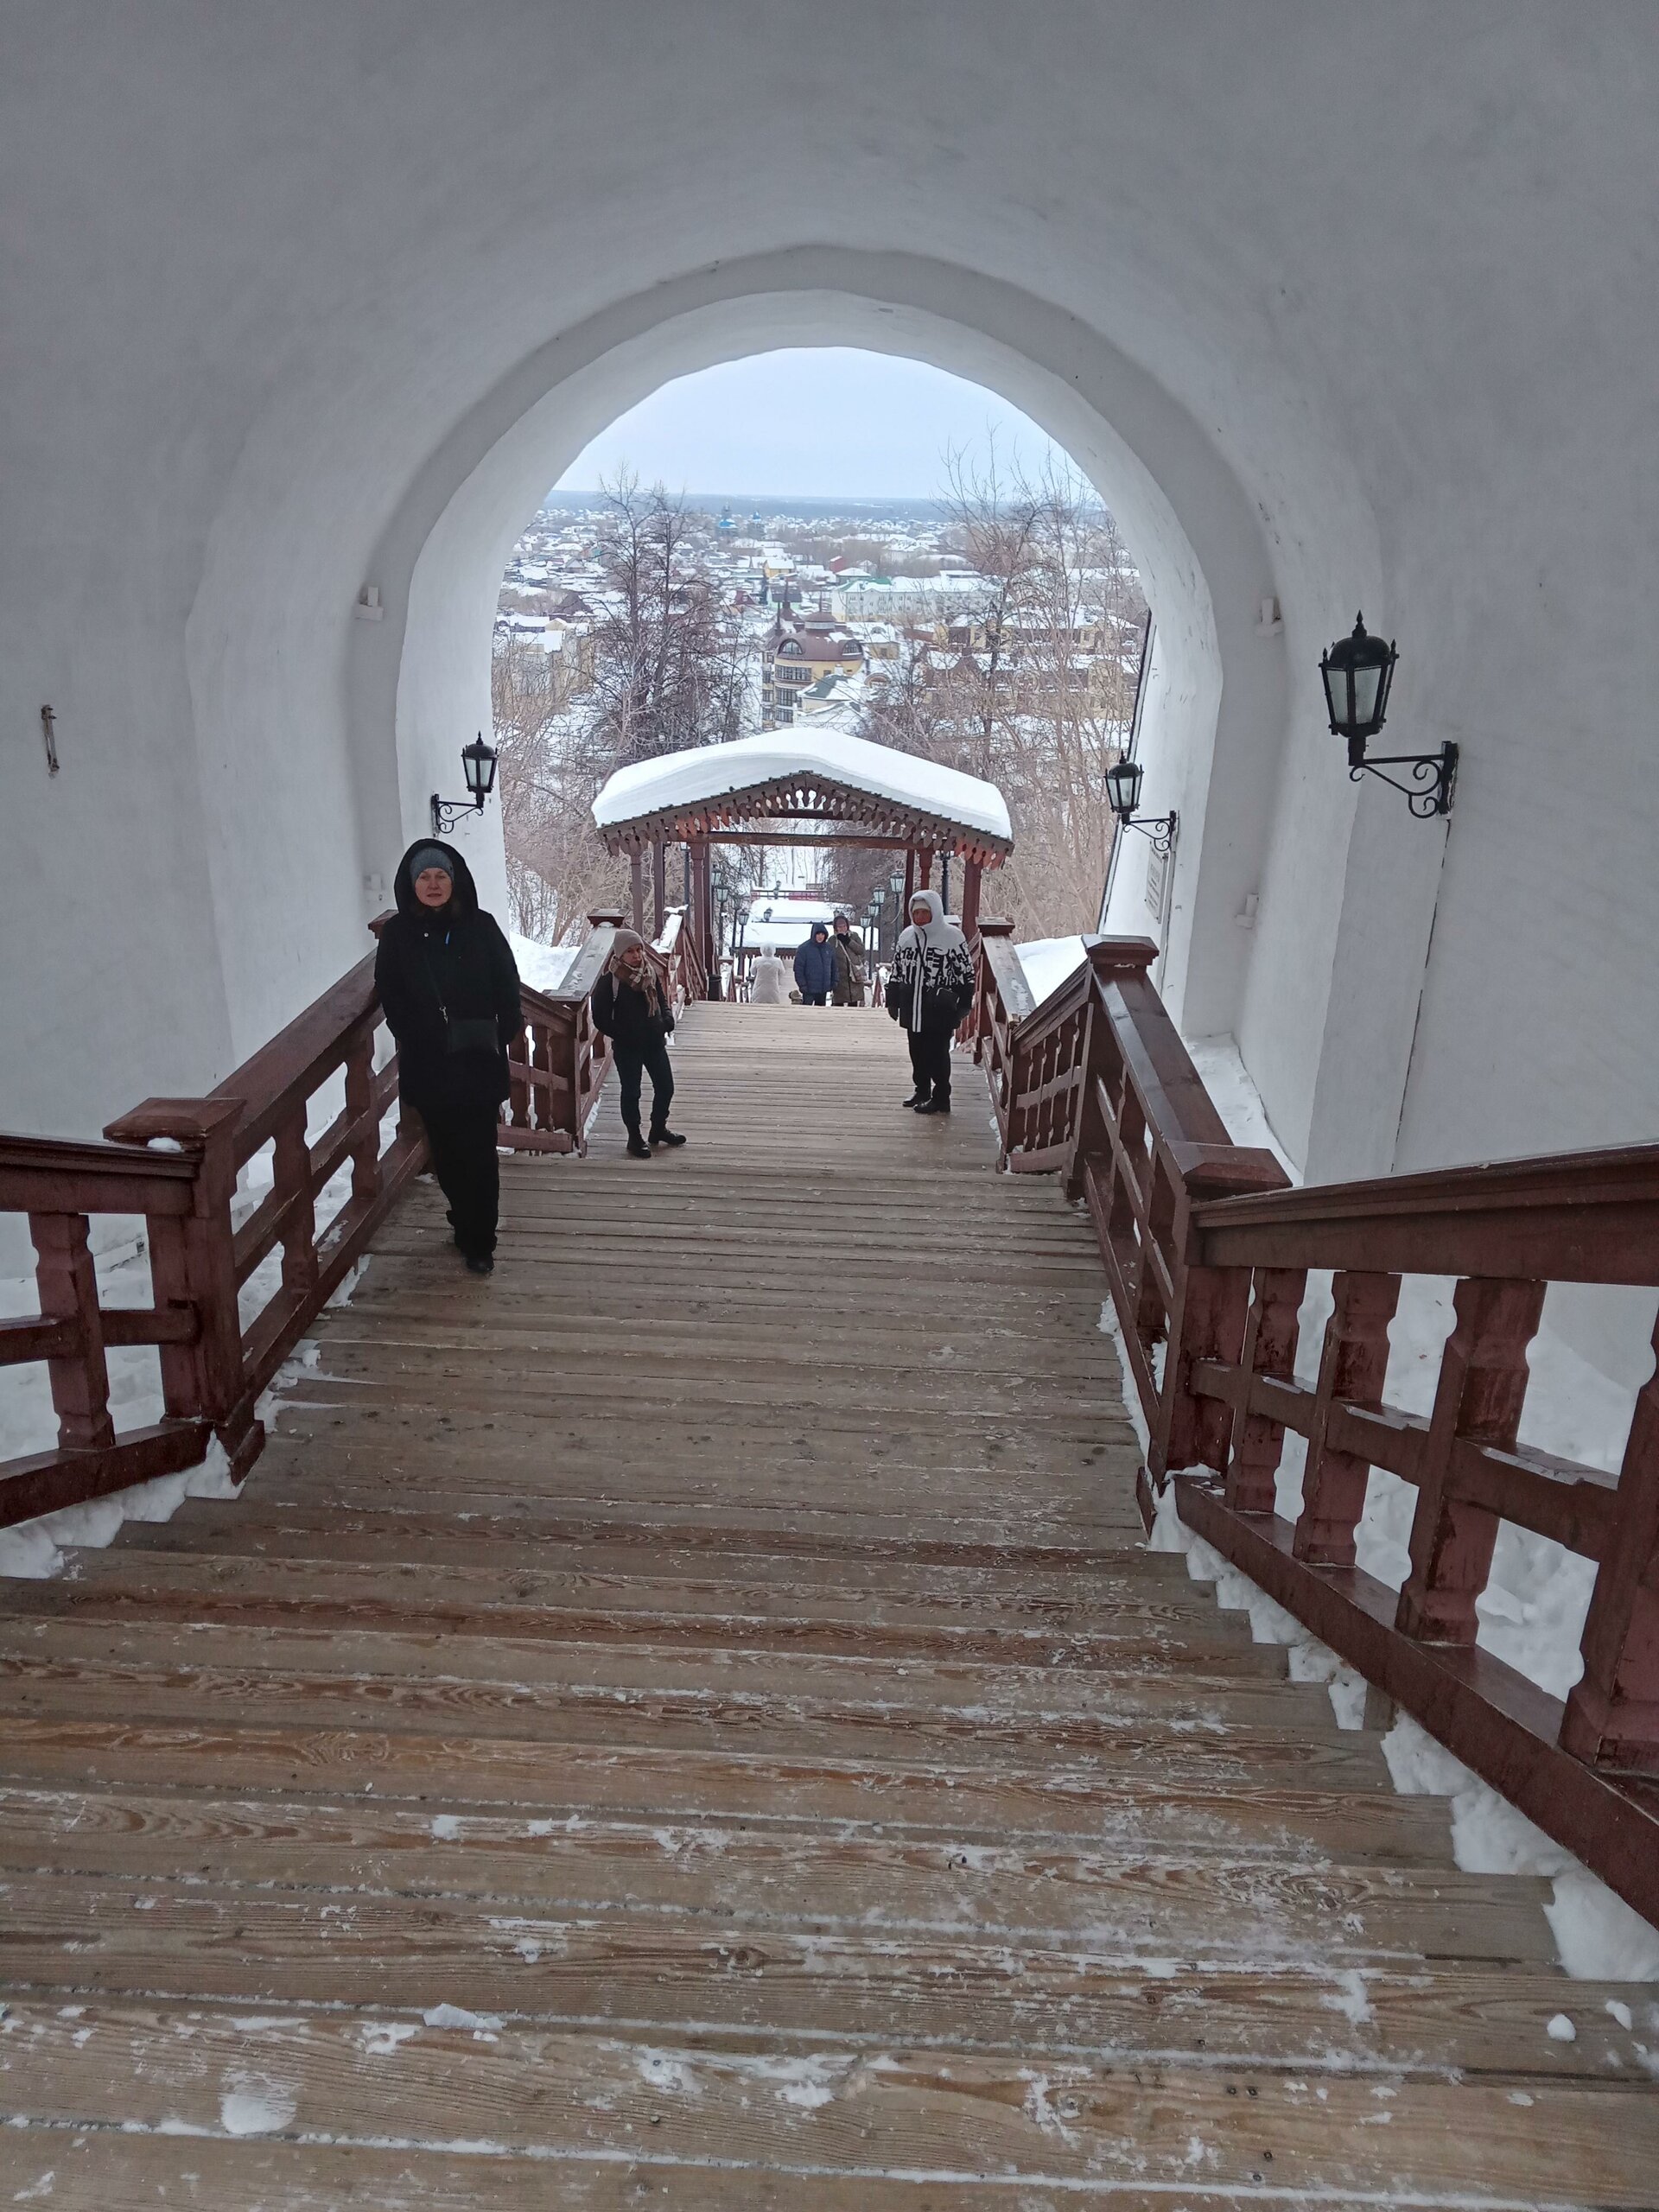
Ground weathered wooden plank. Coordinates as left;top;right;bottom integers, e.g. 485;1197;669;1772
41;1546;1249;1637
6;1575;1285;1674
0;1612;1323;1724
0;1814;1555;1963
3;1999;1656;2204
0;1719;1440;1853
0;1646;1382;1783
0;1875;1620;2069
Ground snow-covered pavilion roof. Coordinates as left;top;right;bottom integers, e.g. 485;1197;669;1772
592;732;1012;862
741;897;840;949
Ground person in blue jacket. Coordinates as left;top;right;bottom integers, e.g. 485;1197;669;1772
793;921;837;1006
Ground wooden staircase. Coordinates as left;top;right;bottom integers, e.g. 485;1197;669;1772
2;1002;1656;2205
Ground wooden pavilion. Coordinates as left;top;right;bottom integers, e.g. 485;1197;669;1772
591;733;1013;988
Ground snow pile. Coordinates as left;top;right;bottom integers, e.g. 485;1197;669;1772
1383;1716;1659;1981
1014;935;1088;1007
509;932;578;995
593;729;1012;844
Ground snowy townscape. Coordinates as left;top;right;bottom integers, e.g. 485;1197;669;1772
4;9;1659;2205
491;478;1148;953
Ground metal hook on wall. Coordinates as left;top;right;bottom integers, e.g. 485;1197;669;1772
40;705;60;776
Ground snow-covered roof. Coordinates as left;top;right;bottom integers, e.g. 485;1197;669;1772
592;731;1012;854
741;897;840;948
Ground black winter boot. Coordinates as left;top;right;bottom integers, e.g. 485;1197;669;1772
914;1094;951;1116
626;1130;652;1160
901;1090;929;1109
651;1128;688;1147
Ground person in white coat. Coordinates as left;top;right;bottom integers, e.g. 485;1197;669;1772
749;943;790;1004
887;890;975;1114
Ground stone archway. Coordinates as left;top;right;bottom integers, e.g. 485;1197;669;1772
357;251;1304;1063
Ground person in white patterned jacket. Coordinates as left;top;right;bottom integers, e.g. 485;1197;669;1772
886;889;976;1116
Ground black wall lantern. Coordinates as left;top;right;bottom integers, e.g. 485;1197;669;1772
1105;756;1178;855
1320;613;1456;818
430;734;499;834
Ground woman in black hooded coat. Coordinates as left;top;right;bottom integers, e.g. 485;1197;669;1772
375;841;522;1274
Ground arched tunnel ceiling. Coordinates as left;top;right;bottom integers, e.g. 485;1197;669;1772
6;2;1658;1195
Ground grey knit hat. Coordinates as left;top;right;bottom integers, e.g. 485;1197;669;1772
408;845;454;881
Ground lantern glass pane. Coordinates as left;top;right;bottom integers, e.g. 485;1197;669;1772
1323;663;1351;729
1351;663;1383;727
1107;759;1142;817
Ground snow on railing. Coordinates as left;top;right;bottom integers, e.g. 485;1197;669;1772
969;926;1659;1928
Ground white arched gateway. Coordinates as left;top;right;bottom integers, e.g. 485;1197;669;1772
592;731;1013;982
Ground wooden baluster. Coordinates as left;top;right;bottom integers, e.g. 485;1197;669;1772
1064;991;1106;1203
546;1006;579;1151
144;1211;201;1420
506;1023;531;1133
1224;1265;1306;1515
1136;1145;1176;1351
1560;1309;1659;1768
29;1211;113;1451
343;1027;381;1205
532;1017;554;1135
1294;1270;1401;1565
1395;1275;1545;1643
272;1103;320;1306
102;1096;245;1440
1160;1249;1250;1479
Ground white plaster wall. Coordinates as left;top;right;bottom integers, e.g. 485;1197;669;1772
3;1;1656;1220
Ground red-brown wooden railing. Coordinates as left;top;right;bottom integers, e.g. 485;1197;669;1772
1;906;629;1530
656;906;708;1015
972;927;1659;1927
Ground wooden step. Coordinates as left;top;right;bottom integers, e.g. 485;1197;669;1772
11;1568;1285;1674
0;1721;1433;1853
0;1866;1629;2075
3;1998;1655;2206
0;1820;1557;1966
118;1503;1164;1573
47;1545;1256;1639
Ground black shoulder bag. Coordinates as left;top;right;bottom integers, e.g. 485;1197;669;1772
423;937;499;1058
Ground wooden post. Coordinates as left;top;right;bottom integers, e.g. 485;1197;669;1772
960;856;983;940
918;847;935;896
630;849;645;933
1562;1307;1659;1767
1294;1271;1402;1565
29;1211;114;1452
271;1102;321;1307
105;1095;251;1468
1224;1266;1306;1515
342;1025;382;1207
702;842;721;998
902;847;916;909
1395;1275;1546;1643
652;840;666;938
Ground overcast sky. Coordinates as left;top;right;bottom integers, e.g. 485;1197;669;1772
555;348;1072;501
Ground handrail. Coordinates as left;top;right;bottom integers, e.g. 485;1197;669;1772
505;908;624;1158
654;906;707;1014
969;919;1659;1927
1;903;627;1535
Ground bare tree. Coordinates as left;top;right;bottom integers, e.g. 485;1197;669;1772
494;474;753;945
858;450;1147;938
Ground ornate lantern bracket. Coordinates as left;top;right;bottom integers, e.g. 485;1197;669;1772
430;734;500;835
1321;613;1456;819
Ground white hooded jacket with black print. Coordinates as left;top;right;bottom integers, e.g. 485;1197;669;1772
889;890;975;1033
